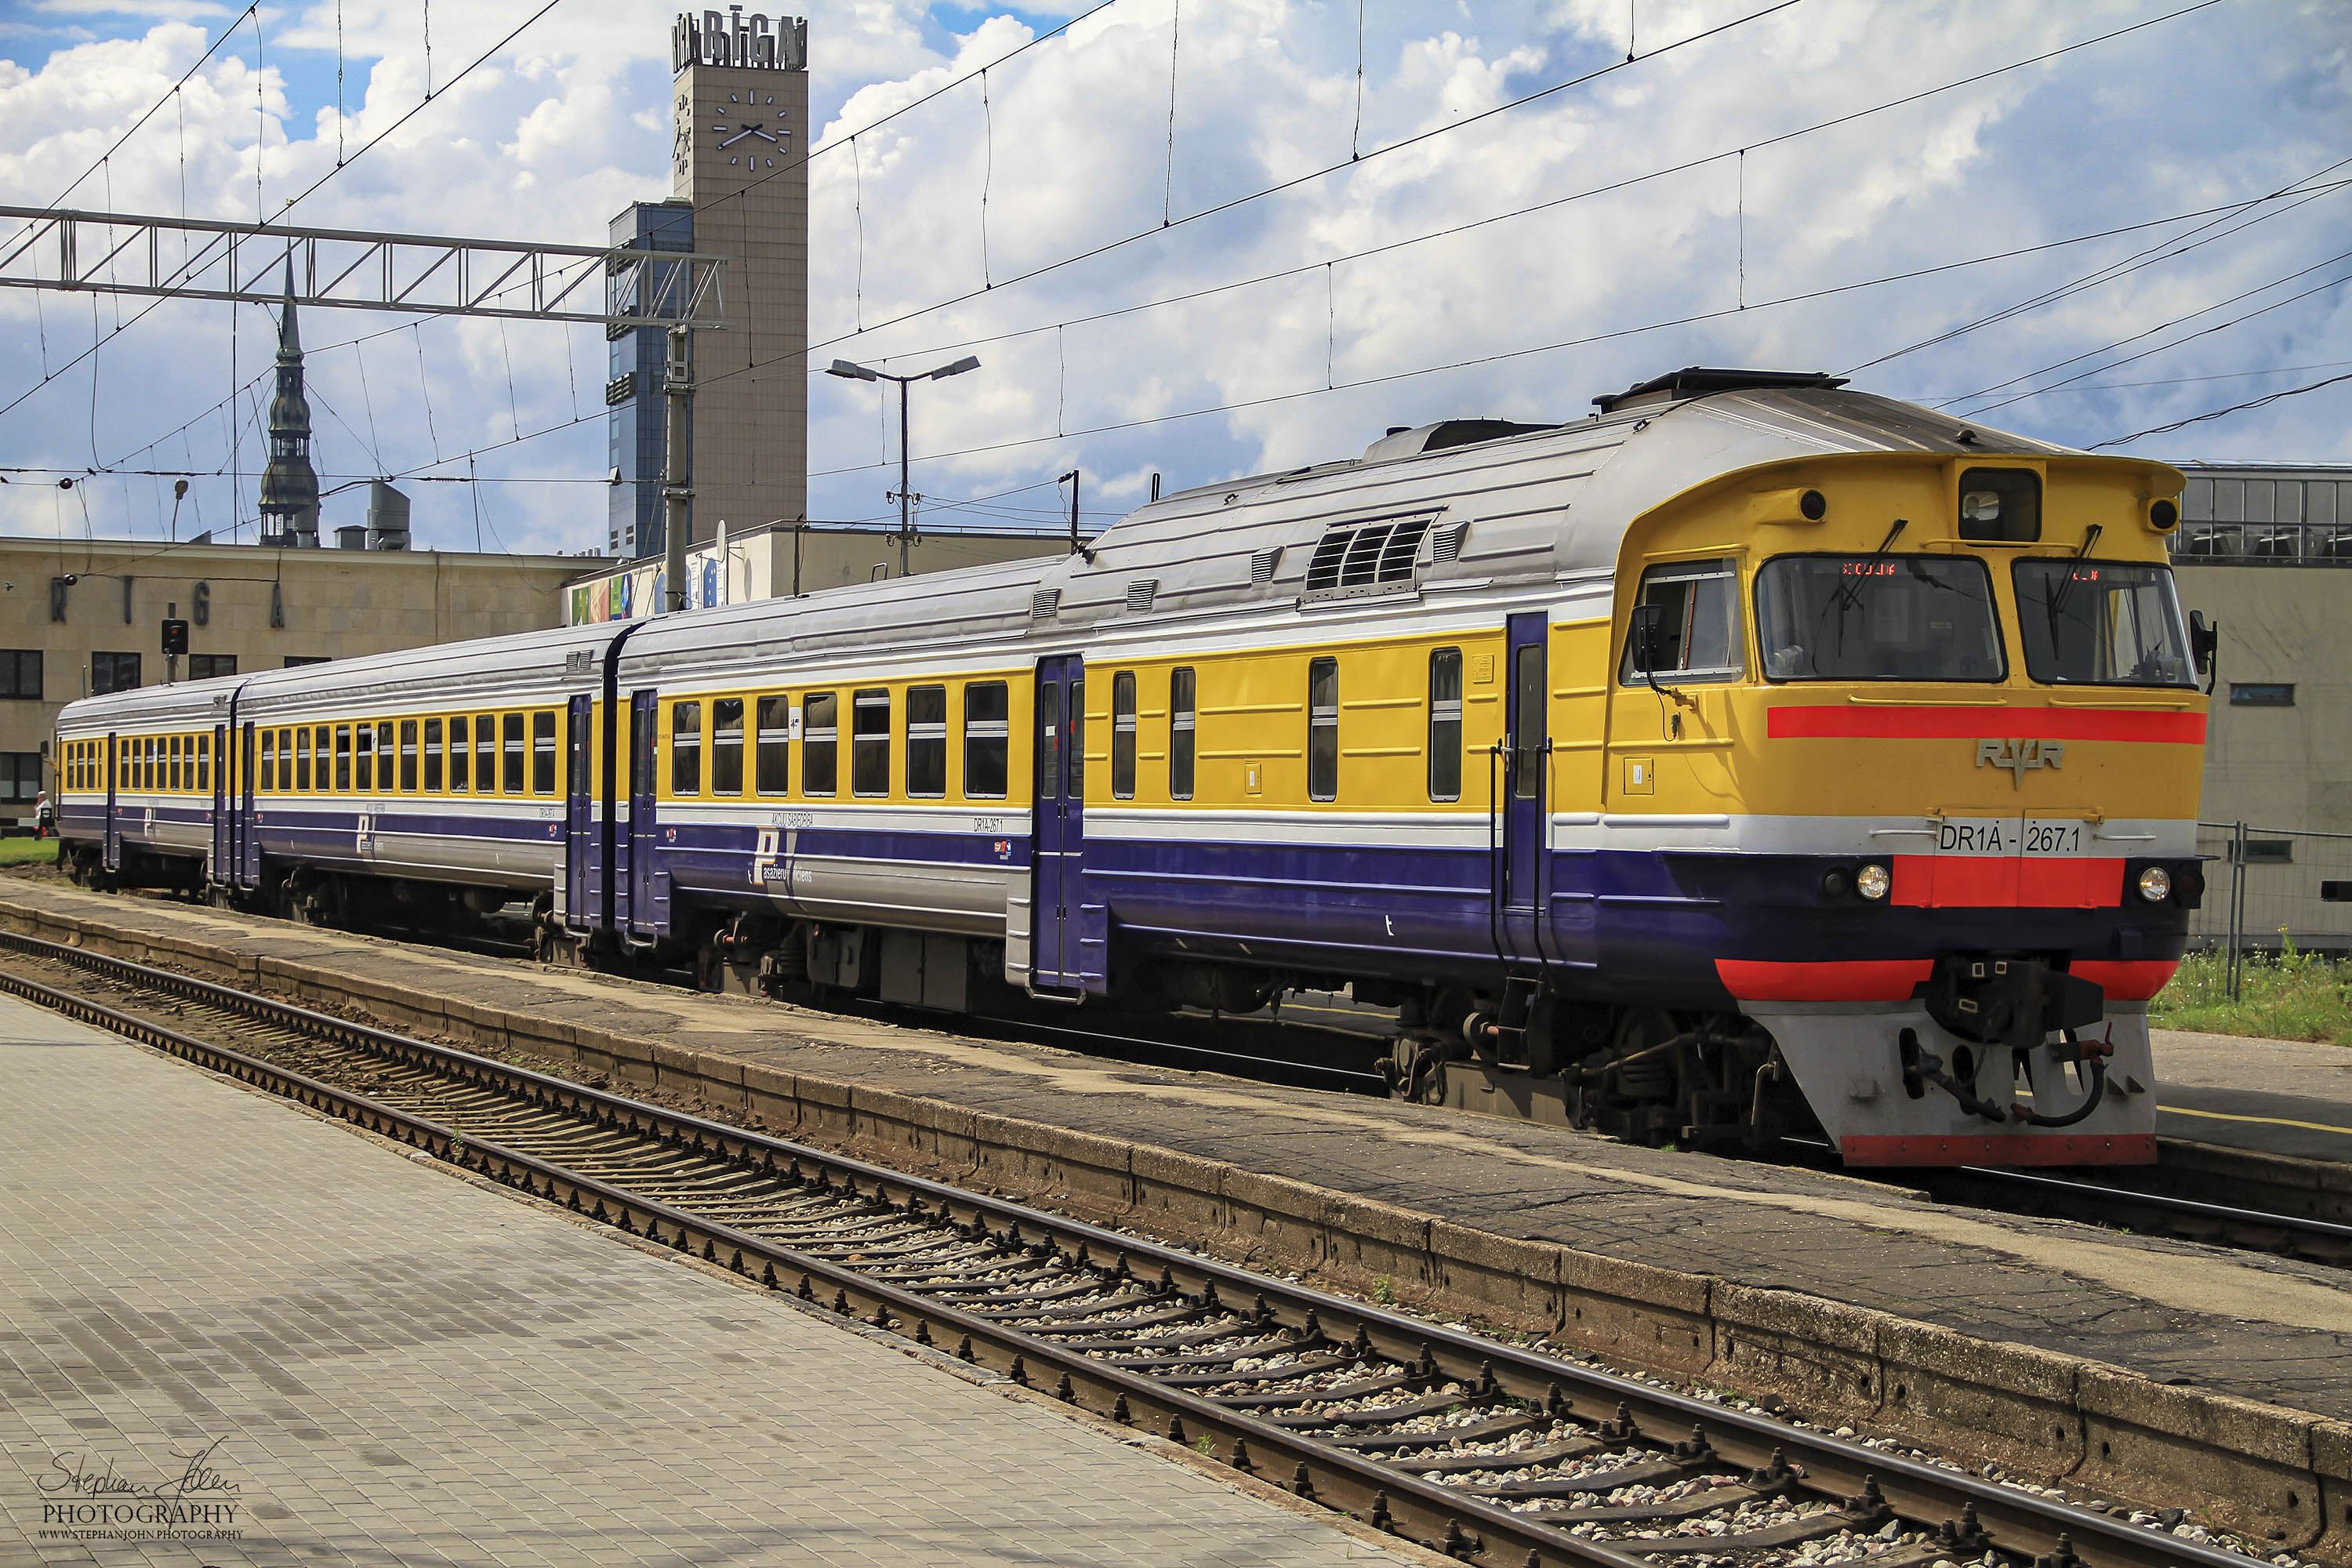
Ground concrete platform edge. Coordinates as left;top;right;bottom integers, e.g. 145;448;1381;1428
5;895;2347;1552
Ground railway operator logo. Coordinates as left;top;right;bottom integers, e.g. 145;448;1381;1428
1974;738;2064;788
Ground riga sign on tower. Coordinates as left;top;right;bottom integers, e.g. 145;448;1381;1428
673;9;808;73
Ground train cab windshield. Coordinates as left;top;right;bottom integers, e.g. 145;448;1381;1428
2013;559;2196;688
1755;554;2004;682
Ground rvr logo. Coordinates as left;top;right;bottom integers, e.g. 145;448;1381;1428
1975;738;2065;787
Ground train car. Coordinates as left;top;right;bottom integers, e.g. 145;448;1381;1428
53;368;2210;1167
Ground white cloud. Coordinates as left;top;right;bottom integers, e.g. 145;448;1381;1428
0;0;2346;555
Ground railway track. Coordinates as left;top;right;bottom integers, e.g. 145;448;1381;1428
0;928;2297;1568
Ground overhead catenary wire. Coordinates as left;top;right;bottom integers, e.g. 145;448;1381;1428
2087;370;2352;448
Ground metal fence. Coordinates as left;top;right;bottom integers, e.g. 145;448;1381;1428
2190;822;2352;995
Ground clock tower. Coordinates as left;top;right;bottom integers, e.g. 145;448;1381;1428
666;9;809;549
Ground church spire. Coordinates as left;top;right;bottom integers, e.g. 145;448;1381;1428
258;256;321;547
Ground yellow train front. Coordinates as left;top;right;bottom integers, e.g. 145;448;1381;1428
1486;434;2203;1165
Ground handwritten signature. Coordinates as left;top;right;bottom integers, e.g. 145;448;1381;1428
40;1438;240;1500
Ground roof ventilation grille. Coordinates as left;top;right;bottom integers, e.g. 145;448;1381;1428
1431;521;1468;564
1124;578;1158;613
1030;587;1062;619
565;650;593;675
1303;516;1435;599
1250;546;1282;584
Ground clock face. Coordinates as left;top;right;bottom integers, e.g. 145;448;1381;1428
710;88;789;169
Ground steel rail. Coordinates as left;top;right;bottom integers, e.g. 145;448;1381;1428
0;928;2287;1568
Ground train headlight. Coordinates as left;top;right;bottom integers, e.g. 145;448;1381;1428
2137;866;2172;903
1856;862;1891;901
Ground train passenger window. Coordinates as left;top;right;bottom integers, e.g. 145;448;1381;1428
964;682;1008;800
424;719;445;792
449;717;470;793
150;739;160;790
755;695;789;795
1622;559;1744;685
168;735;182;792
532;711;557;795
1036;684;1062;797
314;729;332;793
355;724;374;792
1069;680;1084;797
296;728;312;792
1169;669;1195;800
336;725;353;792
670;702;702;797
397;720;417;792
803;693;837;797
1958;467;2041;543
198;733;209;793
710;699;745;795
907;685;946;798
376;724;393;790
1111;673;1137;800
852;689;890;797
1429;648;1463;802
475;716;496;794
1308;658;1339;803
502;714;526;794
278;729;293;792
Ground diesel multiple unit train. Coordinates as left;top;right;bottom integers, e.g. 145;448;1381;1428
53;368;2212;1167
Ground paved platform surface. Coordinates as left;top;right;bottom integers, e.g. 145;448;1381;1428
5;880;2352;1432
2154;1029;2352;1161
0;991;1417;1568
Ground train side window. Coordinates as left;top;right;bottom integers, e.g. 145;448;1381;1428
1308;657;1339;802
278;729;293;791
168;735;182;792
1111;673;1138;800
397;720;418;792
670;702;702;797
151;738;162;790
502;713;526;794
803;692;838;797
372;724;390;792
907;685;946;798
852;688;890;797
476;715;497;794
532;710;557;795
712;699;745;796
295;728;312;792
964;681;1008;800
1429;648;1464;802
1169;668;1195;801
1621;558;1744;684
336;724;353;792
424;718;445;792
198;733;210;793
355;723;374;791
756;695;790;795
448;717;469;793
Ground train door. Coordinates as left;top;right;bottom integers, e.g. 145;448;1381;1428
1499;614;1550;963
209;721;231;887
103;733;120;873
563;695;592;921
625;689;665;938
1030;655;1085;992
238;722;260;889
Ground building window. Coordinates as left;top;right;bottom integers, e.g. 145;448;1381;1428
852;688;890;797
532;710;557;795
1428;648;1464;803
711;698;745;795
503;713;527;794
964;681;1008;800
188;654;237;680
755;695;789;795
1169;668;1195;801
92;652;140;695
284;655;329;668
2230;683;2295;707
670;702;701;796
0;651;42;700
907;685;947;798
1308;657;1338;803
1111;672;1137;800
448;717;469;793
2232;838;2294;865
0;753;39;801
424;718;445;792
803;692;837;797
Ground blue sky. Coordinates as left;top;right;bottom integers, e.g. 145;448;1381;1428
1;0;2346;554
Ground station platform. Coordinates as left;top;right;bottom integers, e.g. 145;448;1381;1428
0;992;1418;1567
2154;1029;2352;1162
2;880;2349;1531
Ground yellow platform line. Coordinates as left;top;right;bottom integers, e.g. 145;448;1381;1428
2159;1103;2352;1138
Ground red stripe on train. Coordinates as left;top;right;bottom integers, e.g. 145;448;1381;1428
1889;855;2125;909
1714;959;1933;1002
1841;1133;2157;1167
1766;706;2205;742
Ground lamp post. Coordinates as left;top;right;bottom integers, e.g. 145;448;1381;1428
825;354;981;579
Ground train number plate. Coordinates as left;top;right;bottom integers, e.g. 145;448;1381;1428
1935;817;2089;857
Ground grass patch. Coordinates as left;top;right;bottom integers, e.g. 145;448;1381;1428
0;837;57;868
2151;938;2352;1045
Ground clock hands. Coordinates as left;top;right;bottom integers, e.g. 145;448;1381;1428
717;122;784;148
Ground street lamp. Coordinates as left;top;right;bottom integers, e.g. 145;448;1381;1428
826;354;981;579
